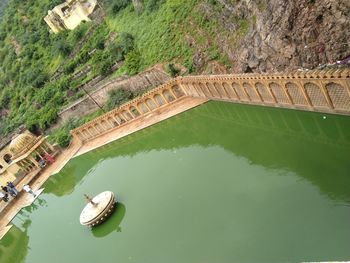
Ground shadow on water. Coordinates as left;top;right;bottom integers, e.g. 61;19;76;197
0;221;30;263
0;196;47;262
47;101;350;203
91;202;126;238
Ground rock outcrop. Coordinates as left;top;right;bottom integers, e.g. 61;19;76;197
195;0;350;73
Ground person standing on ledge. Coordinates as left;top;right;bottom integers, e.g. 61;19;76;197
0;191;9;202
23;184;36;198
1;185;9;194
7;182;18;197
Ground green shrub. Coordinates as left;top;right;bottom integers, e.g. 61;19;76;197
54;40;71;57
55;129;72;148
38;106;58;130
71;22;89;43
25;112;41;134
167;63;181;77
99;58;114;76
0;88;11;108
146;0;165;12
64;61;77;74
105;88;134;110
117;32;135;55
110;0;132;15
124;49;141;75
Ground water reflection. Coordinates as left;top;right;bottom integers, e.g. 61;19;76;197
91;202;126;238
15;197;47;218
46;102;350;203
1;101;350;263
0;197;48;263
0;223;30;263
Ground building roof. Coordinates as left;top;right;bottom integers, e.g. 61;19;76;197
9;132;36;155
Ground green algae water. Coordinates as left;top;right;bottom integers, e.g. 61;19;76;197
1;101;350;263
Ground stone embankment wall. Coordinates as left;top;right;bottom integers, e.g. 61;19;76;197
71;68;350;143
55;67;171;127
193;0;350;73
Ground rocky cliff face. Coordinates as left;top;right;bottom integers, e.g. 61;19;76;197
196;0;350;73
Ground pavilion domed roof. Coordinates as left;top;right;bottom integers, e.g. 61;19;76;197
9;131;36;155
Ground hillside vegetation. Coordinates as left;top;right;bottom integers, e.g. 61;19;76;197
0;0;230;140
0;0;349;145
0;0;8;17
0;0;140;137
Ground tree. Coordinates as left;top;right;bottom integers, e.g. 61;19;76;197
124;49;141;75
106;88;134;110
54;40;71;57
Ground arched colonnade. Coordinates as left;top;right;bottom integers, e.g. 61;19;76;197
180;76;350;112
73;84;186;142
72;69;350;143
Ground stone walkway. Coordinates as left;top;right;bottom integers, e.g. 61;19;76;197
0;140;82;239
0;96;207;240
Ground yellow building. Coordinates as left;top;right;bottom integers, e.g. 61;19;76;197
0;131;55;186
44;0;98;33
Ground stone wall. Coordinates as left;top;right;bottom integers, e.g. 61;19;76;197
192;0;350;73
55;67;171;127
71;67;350;143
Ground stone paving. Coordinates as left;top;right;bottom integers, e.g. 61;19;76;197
0;96;207;240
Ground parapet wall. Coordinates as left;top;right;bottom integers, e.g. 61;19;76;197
71;68;350;143
180;68;350;115
56;67;170;126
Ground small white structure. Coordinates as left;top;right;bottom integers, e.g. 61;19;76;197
79;191;116;227
44;0;98;33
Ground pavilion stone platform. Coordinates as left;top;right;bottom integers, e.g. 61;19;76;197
80;191;116;227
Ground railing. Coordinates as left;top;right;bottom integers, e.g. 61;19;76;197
179;68;350;114
71;80;187;142
71;68;350;142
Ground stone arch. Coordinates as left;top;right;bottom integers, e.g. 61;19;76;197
117;113;126;124
186;83;197;96
145;98;157;110
122;110;133;120
193;83;205;97
199;82;211;97
107;117;117;127
88;126;96;136
255;82;273;102
114;114;124;124
231;82;248;101
285;82;307;105
188;83;200;96
163;89;175;102
243;82;259;101
95;122;103;132
213;82;228;98
222;82;236;99
171;85;185;98
129;106;141;117
269;82;289;104
100;119;109;130
94;123;103;133
137;102;150;113
325;82;350;110
206;82;220;97
79;131;86;141
154;94;166;106
304;82;328;107
82;129;89;139
3;153;12;164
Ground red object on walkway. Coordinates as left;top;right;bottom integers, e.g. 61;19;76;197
44;153;55;164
